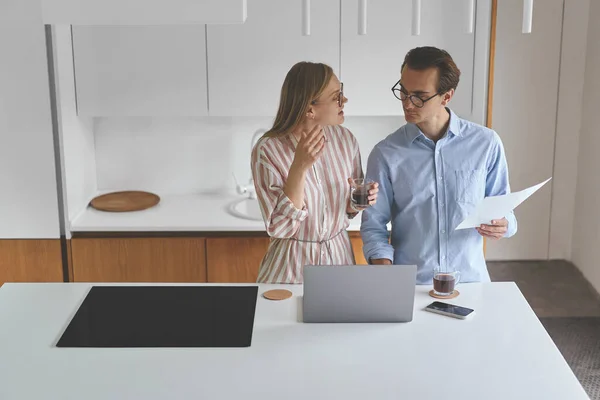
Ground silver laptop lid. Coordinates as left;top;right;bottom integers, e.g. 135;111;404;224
302;264;417;323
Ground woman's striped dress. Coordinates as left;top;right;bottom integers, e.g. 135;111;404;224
251;125;364;284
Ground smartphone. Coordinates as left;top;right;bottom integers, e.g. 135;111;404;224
424;301;475;319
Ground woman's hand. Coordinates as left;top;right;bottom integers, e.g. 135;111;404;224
347;179;379;212
291;124;326;171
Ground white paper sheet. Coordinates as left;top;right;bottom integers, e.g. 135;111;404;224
455;177;552;230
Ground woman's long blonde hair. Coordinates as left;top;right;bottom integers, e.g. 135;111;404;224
264;62;334;138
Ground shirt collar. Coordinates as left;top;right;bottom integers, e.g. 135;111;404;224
407;107;462;143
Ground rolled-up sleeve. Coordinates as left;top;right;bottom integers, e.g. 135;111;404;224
486;132;518;238
251;142;308;239
361;146;395;262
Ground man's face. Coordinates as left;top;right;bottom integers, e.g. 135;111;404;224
399;66;448;124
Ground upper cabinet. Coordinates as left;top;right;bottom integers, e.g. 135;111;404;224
206;0;340;116
68;1;492;119
340;0;491;123
42;0;247;25
72;25;208;117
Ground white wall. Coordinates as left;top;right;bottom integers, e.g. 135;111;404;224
572;0;600;293
0;2;61;238
548;0;590;260
485;0;564;260
93;116;404;196
52;25;97;232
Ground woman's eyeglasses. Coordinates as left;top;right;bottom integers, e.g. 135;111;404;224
391;80;438;108
312;82;344;107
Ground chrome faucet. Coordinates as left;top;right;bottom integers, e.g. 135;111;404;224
235;129;267;199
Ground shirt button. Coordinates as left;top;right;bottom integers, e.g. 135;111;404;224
442;256;446;260
441;230;446;234
439;176;443;180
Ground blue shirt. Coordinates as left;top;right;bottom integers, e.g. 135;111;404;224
361;109;517;284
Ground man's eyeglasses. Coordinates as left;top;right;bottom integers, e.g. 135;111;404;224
312;82;344;107
391;80;438;108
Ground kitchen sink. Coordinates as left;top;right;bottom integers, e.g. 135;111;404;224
228;198;263;221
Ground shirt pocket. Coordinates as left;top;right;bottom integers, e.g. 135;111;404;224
455;169;485;204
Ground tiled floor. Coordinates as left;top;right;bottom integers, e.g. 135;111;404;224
488;260;600;399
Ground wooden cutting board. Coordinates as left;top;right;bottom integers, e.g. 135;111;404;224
90;191;160;212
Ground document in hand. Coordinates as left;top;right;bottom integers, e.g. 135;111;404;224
455;178;552;230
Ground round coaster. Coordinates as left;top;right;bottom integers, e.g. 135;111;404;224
429;289;460;299
263;289;293;301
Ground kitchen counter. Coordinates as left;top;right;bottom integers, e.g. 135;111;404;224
70;193;373;232
0;282;588;400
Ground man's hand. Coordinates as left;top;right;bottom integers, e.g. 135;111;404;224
476;218;508;240
370;258;392;265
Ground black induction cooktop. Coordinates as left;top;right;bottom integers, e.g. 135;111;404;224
56;286;259;348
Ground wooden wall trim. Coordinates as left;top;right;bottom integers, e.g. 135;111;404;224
483;0;498;257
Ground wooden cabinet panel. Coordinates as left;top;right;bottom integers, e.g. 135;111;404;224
206;237;269;283
0;240;64;285
349;232;368;265
71;238;206;282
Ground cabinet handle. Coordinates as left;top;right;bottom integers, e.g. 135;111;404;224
467;0;475;33
522;0;533;33
358;0;367;35
302;0;311;36
412;0;421;36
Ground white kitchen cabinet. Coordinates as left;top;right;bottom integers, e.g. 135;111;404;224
42;0;247;25
206;0;340;117
340;0;492;123
0;22;62;239
72;25;208;117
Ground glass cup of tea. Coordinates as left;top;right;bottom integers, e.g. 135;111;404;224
433;268;461;296
350;178;376;208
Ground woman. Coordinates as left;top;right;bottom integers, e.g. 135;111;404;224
251;61;378;284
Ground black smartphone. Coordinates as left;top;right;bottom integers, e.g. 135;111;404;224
424;301;475;319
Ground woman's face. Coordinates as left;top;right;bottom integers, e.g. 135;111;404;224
309;75;347;126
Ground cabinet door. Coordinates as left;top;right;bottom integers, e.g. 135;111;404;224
42;0;247;25
206;237;269;283
72;25;208;116
207;0;340;116
0;22;61;238
349;232;368;265
71;237;207;282
0;240;64;285
341;0;491;122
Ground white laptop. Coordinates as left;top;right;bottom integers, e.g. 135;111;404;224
302;264;417;323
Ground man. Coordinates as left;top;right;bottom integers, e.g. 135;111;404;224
361;46;517;284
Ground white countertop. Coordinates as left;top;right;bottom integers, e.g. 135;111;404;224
0;282;588;400
70;193;368;232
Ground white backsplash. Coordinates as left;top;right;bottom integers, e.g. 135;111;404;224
94;116;406;195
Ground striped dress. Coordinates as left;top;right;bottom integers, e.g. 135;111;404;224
251;125;364;284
